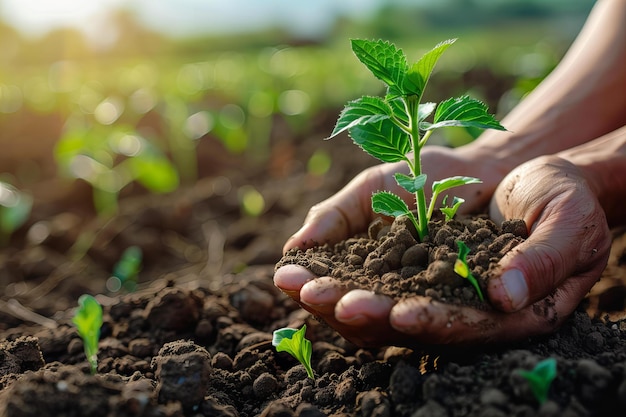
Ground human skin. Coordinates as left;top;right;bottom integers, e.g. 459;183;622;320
274;0;626;347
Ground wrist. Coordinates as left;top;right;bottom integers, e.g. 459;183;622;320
557;126;626;228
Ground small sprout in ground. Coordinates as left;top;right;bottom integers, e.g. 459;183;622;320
328;38;505;241
108;245;142;292
72;294;103;374
272;324;314;380
440;195;465;222
454;240;484;301
518;357;557;404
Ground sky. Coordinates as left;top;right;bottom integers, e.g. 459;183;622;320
0;0;391;39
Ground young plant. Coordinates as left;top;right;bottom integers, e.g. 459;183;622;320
272;324;314;380
109;245;143;292
517;357;557;404
72;294;103;375
0;180;32;247
328;39;506;241
454;240;484;301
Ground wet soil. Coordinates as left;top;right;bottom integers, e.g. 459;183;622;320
1;116;626;416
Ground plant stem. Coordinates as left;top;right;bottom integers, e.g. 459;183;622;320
407;96;428;241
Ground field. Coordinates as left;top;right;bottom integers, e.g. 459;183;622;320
2;4;625;416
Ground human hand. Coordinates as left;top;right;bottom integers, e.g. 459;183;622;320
274;145;501;347
274;154;611;347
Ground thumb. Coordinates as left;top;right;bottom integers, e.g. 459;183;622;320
487;193;610;313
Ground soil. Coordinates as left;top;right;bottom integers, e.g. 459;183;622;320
1;112;626;417
276;213;529;309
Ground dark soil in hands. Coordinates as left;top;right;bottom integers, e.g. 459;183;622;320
1;111;626;416
277;213;528;309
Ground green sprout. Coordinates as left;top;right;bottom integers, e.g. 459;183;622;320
328;39;506;241
0;180;32;247
72;294;103;375
454;240;484;301
440;195;465;222
109;245;142;292
272;324;314;380
518;357;557;404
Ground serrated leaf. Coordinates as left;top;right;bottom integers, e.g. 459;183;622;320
419;102;436;122
329;96;392;139
406;39;456;96
388;96;409;126
372;191;412;218
349;117;411;163
395;173;427;193
432;176;482;194
351;39;408;97
428;96;506;131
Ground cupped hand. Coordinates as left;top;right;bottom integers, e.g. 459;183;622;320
275;152;612;348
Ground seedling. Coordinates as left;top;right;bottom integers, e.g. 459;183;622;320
328;39;506;241
0;180;32;247
272;324;314;380
109;245;142;292
72;294;103;374
454;240;484;301
518;357;557;404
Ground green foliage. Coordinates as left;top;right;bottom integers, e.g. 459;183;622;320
54;126;179;217
272;325;314;380
518;357;557;404
110;246;143;292
0;181;32;246
454;240;484;301
72;294;103;375
329;38;505;241
440;196;465;222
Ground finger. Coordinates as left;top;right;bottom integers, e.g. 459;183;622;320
488;194;610;312
334;289;395;326
390;295;563;346
273;264;316;301
300;276;352;316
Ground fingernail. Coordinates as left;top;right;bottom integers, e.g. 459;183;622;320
501;269;528;310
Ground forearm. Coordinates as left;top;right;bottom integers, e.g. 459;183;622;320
558;125;626;228
461;0;626;172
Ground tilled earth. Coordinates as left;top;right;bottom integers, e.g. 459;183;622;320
1;127;626;416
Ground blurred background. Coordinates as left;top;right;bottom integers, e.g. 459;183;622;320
0;0;597;289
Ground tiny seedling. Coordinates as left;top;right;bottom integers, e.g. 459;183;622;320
72;294;103;375
454;240;484;301
518;357;557;404
328;39;506;241
110;245;142;292
272;324;314;380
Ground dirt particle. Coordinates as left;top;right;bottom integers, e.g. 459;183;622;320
253;372;278;399
151;340;212;411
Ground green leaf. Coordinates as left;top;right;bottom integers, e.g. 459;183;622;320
351;39;408;97
72;294;102;374
518;358;557;404
454;240;484;301
395;173;427;194
419;102;436;122
406;39;456;96
329;96;392;139
128;153;179;193
273;325;314;380
372;191;412;218
440;196;464;221
428;96;506;131
432;176;482;195
349;117;411;163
